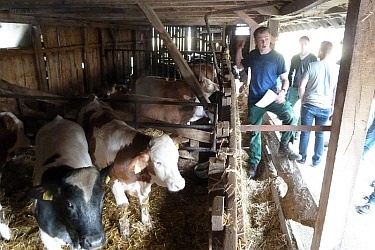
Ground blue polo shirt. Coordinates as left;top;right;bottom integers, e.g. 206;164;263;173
242;49;287;104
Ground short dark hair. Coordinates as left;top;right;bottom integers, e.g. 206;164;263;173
299;36;310;42
320;41;333;56
253;26;270;39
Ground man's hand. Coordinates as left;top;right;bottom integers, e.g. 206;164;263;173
275;90;286;104
236;38;246;50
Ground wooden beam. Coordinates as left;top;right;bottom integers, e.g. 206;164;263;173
137;2;209;106
234;10;259;28
311;0;375;249
268;19;279;47
240;124;331;132
280;0;327;15
254;6;280;16
31;25;48;91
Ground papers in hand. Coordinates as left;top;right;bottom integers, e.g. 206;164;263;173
255;89;277;108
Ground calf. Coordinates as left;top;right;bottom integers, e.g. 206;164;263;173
0;112;30;240
78;97;185;239
29;115;111;250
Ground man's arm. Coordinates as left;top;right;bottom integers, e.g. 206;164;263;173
288;56;296;85
236;39;246;70
299;78;307;100
274;72;289;104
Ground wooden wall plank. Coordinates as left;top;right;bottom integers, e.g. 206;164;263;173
0;55;38;89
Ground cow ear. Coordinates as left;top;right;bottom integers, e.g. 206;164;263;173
130;153;149;174
28;185;54;201
100;163;113;184
169;134;184;147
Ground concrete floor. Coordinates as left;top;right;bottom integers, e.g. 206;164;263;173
291;132;375;250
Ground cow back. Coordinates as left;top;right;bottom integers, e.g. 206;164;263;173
34;115;92;185
133;76;196;100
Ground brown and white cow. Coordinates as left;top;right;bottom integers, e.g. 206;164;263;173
0;112;30;240
29;115;111;250
77;97;185;239
110;76;219;124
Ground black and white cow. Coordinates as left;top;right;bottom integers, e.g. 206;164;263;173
29;115;111;250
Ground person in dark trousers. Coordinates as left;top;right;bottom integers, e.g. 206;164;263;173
288;36;317;140
236;26;301;179
287;36;318;107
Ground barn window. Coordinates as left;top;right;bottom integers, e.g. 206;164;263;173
0;22;32;49
235;25;250;36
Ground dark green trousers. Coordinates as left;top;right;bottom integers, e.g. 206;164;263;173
248;101;297;165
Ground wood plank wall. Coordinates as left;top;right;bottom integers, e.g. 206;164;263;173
0;25;138;96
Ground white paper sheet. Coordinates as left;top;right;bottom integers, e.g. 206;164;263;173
255;89;277;108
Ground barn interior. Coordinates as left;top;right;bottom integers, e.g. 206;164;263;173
1;0;375;249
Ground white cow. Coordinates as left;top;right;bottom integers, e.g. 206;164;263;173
78;97;185;239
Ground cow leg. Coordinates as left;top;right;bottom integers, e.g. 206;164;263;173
118;206;131;240
111;181;131;240
112;180;130;206
139;184;152;230
0;203;11;240
139;197;152;229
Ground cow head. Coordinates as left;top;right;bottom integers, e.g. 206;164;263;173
29;165;111;249
148;134;185;192
200;77;219;96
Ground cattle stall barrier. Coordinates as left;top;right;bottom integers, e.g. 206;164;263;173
0;92;220;152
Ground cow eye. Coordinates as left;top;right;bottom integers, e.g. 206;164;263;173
66;201;74;209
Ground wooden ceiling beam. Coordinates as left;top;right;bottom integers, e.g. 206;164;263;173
280;0;328;15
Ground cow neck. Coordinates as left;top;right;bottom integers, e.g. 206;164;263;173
110;132;152;184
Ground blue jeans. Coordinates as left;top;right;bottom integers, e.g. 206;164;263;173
299;104;331;165
363;116;375;157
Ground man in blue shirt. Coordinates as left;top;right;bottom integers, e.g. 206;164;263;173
236;26;301;179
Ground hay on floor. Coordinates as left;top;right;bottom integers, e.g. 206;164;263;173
0;148;209;250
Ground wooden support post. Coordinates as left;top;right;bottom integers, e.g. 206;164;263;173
82;26;91;93
312;0;375;249
208;157;225;250
212;196;225;231
32;25;48;91
99;28;107;86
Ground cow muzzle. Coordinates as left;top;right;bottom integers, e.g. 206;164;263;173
80;233;106;250
167;177;186;192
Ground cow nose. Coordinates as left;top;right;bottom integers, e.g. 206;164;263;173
170;178;185;192
81;233;106;249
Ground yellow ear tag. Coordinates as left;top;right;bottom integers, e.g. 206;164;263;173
175;143;179;149
42;191;53;201
134;163;142;174
105;176;111;184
